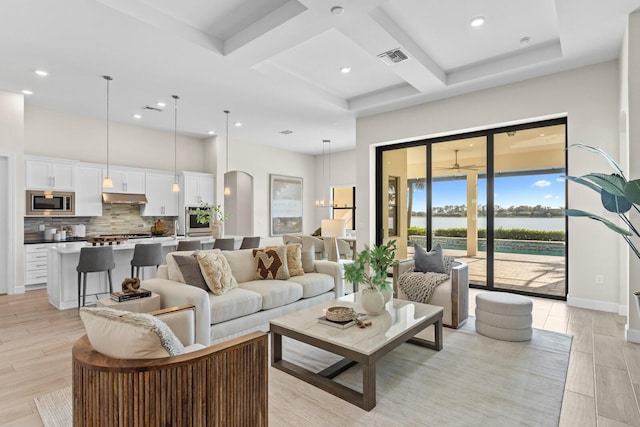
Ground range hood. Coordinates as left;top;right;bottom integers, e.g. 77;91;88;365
102;192;148;204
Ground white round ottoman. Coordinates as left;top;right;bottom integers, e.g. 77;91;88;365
475;292;533;341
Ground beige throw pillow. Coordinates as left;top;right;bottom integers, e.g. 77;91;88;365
267;243;304;277
79;307;184;359
253;246;290;280
194;249;238;295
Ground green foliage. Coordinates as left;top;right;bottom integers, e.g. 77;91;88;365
566;144;640;259
407;226;426;236
343;240;398;292
410;227;565;241
195;201;227;225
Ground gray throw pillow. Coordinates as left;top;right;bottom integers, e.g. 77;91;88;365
414;243;447;274
173;254;209;291
301;250;315;273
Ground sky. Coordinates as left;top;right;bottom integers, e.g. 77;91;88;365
409;172;565;211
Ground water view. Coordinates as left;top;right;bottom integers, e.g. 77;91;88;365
411;216;565;231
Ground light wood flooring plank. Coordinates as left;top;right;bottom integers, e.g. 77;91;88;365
559;390;596;427
592;311;625;337
565;350;594;397
595;364;640;426
593;334;627;370
623;342;640;385
567;319;594;354
598;415;638;427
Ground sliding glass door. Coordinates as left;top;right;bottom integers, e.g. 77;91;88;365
376;119;567;299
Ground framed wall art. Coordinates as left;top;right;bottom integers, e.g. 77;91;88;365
270;174;303;236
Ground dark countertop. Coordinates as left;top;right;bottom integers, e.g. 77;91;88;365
24;236;87;245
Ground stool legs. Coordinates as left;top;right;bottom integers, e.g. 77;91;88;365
82;273;88;308
77;272;81;309
77;270;114;308
107;270;113;294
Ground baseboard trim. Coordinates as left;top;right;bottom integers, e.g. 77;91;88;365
566;295;622;314
11;285;25;294
626;326;640;344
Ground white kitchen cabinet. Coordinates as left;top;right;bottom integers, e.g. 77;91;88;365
25;243;55;287
181;172;215;206
142;173;179;216
25;158;75;190
75;164;103;216
102;168;145;194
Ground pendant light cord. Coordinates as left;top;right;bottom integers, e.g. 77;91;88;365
173;95;179;182
103;75;112;177
224;110;230;173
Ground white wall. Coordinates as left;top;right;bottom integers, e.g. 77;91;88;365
356;61;621;311
0;91;24;293
227;138;317;246
25;105;207;172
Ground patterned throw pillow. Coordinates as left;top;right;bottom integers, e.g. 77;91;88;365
253;246;290;280
266;244;304;277
194;250;238;295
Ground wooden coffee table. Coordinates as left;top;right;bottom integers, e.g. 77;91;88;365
270;293;443;411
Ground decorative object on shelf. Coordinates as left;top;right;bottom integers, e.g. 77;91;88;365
195;201;227;238
121;277;141;293
315;139;336;207
343;240;399;315
172;95;180;192
565;143;640;315
102;75;114;189
325;306;355;322
270;174;303;236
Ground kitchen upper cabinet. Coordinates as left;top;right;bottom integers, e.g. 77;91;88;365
75;165;103;217
142;173;179;216
181;172;214;206
102;168;145;194
26;158;75;190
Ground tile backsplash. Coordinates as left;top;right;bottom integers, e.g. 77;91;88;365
24;204;176;237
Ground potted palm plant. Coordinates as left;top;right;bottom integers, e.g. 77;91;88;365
565;143;640;313
195;201;227;239
343;240;399;314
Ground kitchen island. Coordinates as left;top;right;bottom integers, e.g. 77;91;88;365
47;236;214;310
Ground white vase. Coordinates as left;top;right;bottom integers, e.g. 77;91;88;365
360;288;385;315
211;221;223;239
381;288;393;303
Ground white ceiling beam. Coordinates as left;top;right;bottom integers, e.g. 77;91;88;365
347;83;420;111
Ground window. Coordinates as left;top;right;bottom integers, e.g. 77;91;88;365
332;186;356;230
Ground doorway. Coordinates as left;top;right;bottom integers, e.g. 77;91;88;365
0;154;16;295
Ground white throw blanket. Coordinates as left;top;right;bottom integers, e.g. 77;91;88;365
398;271;450;304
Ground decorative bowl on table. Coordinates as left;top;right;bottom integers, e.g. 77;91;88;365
325;306;355;322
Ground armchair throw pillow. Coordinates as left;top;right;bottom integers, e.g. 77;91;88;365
79;307;184;359
253;246;290;280
414;243;447;274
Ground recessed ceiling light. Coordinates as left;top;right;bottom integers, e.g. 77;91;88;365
469;16;486;27
133;114;142;119
280;130;293;135
208;130;215;135
156;101;166;108
520;36;530;46
340;67;351;74
330;6;344;15
34;70;48;77
234;122;242;127
21;89;33;95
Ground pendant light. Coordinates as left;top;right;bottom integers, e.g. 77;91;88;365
315;139;333;207
172;95;180;192
223;110;231;196
102;75;113;188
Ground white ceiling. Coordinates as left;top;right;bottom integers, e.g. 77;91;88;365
0;0;638;154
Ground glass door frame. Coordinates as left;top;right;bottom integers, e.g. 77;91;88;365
375;117;568;301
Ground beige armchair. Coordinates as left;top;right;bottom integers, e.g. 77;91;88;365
73;305;268;426
302;235;326;259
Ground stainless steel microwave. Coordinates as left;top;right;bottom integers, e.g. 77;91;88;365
26;190;75;216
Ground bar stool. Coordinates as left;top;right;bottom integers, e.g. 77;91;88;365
239;236;261;249
177;240;201;251
213;238;235;250
77;246;115;308
130;242;164;278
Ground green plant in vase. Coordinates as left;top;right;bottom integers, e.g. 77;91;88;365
195;202;227;238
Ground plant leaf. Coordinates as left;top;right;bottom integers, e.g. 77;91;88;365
624;179;640;205
581;173;626;196
565;209;633;236
601;190;632;213
567;144;625;176
565;175;602;193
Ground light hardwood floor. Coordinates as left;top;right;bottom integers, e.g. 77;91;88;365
0;289;639;426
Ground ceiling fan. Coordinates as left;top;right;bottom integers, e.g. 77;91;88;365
434;149;484;172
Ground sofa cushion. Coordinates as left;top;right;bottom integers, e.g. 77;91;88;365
79;307;184;359
208;287;263;324
253;247;290;280
239;280;302;310
301;250;315;273
414;243;447;274
221;249;255;284
195;249;238;295
172;254;208;291
267;244;304;277
288;273;334;298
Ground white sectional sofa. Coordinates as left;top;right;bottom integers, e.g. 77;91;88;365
143;248;344;346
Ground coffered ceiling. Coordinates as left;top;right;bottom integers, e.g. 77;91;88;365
0;0;638;154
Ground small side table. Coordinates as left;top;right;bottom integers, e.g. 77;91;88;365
96;292;161;313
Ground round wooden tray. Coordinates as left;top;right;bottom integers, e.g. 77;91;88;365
326;306;355;322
